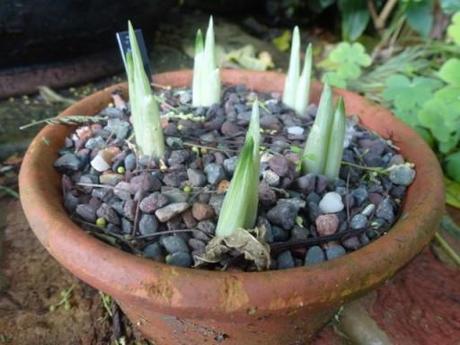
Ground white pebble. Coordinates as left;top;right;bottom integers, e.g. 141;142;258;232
319;192;344;213
90;153;111;172
287;126;304;136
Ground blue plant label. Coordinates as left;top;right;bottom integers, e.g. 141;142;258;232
116;29;152;79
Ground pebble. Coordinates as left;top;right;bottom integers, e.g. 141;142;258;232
114;181;132;200
85;136;105;150
296;174;316;194
343;236;361;250
192;202;215;221
315;175;329;194
160;236;190;253
182;209;198;228
389;164;416;186
204;163;226;184
277;251;295;269
187;168;207;187
64;193;79;212
55;153;81;171
259;182;277;205
286;126;304;136
96;203;120;225
361;204;375;217
350;214;367;230
376;198;395;222
124;153;136;171
262;170;280;186
139;214;159;235
304;246;325;265
76;204;97;222
315;214;339;236
90;152;112;172
106;118;130;140
290;226;309;240
168;150;190;166
139;192;169;213
163;171;188;187
221;121;242;136
165;252;192;267
325;245;346;260
161;187;189;203
143;242;163;259
318;192;344;213
188;238;206;251
268;155;290;177
121;217;132;234
166;137;184;149
352;187;368;206
123;199;136;221
155;202;190;222
209;194;225;214
267;201;298;230
223;157;238;175
99;173;123;186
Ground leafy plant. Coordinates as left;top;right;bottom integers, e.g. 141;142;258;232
448;12;460;44
125;21;165;158
320;42;371;88
282;26;313;116
192;16;221;107
215;100;261;237
402;0;434;38
338;0;370;41
324;98;346;180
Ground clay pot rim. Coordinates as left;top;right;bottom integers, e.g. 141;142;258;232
19;69;444;316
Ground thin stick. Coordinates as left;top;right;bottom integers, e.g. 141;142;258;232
434;232;460;267
341;161;387;174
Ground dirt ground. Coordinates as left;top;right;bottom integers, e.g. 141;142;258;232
1;197;459;345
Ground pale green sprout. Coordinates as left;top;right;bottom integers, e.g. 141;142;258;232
302;84;347;180
302;83;334;174
215;100;261;237
324;97;346;180
125;21;165;158
282;26;313;116
192;16;221;107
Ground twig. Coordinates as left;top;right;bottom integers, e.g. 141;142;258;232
377;0;399;30
341;161;387;174
19;115;106;130
434;232;460;267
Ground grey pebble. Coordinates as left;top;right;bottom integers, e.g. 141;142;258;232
325;245;346;260
76;204;97;222
267;201;298;230
55;153;81;171
155;202;190;222
139;192;169;213
376;198;395;222
139;214;158;235
161;236;190;253
143;242;163;259
187;168;207;187
350;214;368;230
204;163;226;184
305;246;325;265
277;251;295;269
165;252;192;267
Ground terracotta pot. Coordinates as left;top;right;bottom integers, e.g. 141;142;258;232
19;70;444;345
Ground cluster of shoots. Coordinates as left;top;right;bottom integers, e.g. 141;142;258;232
192;17;221;107
216;100;260;237
125;21;165;158
302;85;346;180
282;26;313;116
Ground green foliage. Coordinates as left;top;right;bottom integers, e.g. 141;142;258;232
446;151;460;183
320;42;371;88
215;101;260;237
324;97;347;180
441;0;460;14
382;75;442;127
338;0;370;41
448;12;460;44
403;0;434;37
438;58;460;85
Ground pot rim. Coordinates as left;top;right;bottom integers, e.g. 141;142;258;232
19;69;444;317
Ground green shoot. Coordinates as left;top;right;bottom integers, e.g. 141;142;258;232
324;97;346;180
125;21;165;158
282;26;313;116
192;16;221;107
301;83;334;174
215;100;261;237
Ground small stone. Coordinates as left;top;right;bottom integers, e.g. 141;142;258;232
221;121;242;136
106;118;130;140
161;236;190;253
259;182;277;206
376;198;395;222
262;170;280;186
64;193;79;212
143;242;163;259
390;185;406;199
96;203;120;225
352;187;368;206
192;202;215;221
197;220;216;235
124;153;136;171
260;115;281;130
165;252;192;267
315;175;328;194
123;199;136;221
296;174;316;194
166;137;183;149
209;194;225;214
267;201;298;230
286;126;304;136
76;204;97;222
277;251;295;269
85;136;106;150
223;157;238;175
325;245;346;260
155;202;190;222
188;238;206;251
179;91;192;104
343;236;361;250
304;246;325;265
204;163;225;184
139;214;159;235
187;168;207;187
99;173;123;186
268;155;290;177
389;164;416;186
318;192;344;213
55;153;81;171
161;187;189;203
350;214;367;230
272;226;289;242
290;226;309;240
389;154;404;166
361;204;376;217
315;214;339;236
114;181;132;200
368;192;384;205
168;150;190;166
121;218;132;234
163;171;188;187
139;192;169;213
91;148;119;172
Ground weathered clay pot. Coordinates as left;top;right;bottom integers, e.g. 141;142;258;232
19;70;444;345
